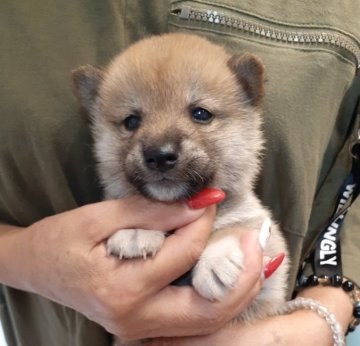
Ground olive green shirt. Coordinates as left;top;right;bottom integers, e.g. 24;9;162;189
1;1;359;345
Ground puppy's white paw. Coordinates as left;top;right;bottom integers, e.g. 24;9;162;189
106;229;165;259
192;236;243;300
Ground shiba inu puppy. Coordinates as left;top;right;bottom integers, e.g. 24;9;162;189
72;33;289;341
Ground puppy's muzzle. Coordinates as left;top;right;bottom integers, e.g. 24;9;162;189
143;147;178;172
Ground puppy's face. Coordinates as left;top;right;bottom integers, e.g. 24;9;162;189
73;34;264;201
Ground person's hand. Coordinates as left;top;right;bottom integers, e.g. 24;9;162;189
0;195;264;341
150;285;353;346
147;312;324;346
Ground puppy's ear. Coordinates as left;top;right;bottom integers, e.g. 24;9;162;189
227;54;264;106
72;65;103;113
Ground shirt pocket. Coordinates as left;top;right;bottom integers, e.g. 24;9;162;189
168;1;360;73
167;0;360;241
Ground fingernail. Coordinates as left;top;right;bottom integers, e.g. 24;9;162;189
258;217;271;251
186;188;226;209
264;252;285;279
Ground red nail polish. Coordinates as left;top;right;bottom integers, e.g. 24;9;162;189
186;188;226;209
264;252;285;279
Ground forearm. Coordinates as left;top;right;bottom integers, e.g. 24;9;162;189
297;285;353;335
261;286;353;345
255;287;353;345
154;285;355;346
246;285;353;346
0;223;34;292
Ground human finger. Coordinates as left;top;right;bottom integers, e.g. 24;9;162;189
126;230;264;339
106;205;216;295
75;196;206;243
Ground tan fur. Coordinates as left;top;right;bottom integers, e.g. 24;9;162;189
73;33;289;345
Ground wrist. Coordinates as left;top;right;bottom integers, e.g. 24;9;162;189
285;308;337;346
297;285;353;333
0;223;34;291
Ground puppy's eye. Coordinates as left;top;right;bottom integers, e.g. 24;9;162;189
191;107;213;124
123;114;141;131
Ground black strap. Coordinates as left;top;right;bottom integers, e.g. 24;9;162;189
296;133;360;288
302;131;360;281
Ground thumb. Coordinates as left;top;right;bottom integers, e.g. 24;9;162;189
139;205;217;289
76;196;207;243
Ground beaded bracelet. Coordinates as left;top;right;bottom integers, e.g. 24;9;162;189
279;297;345;346
297;274;360;333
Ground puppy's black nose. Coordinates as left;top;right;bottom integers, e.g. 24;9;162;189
144;148;178;172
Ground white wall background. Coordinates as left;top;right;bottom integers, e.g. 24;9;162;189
348;329;360;345
0;322;6;346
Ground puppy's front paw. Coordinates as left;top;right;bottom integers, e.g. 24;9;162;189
192;236;243;300
106;229;165;259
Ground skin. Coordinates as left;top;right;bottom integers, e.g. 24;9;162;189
0;196;264;341
150;282;353;346
0;197;352;344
